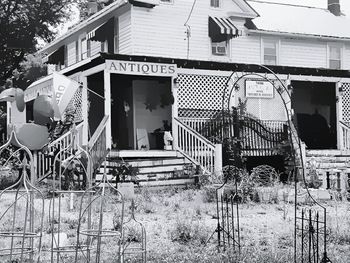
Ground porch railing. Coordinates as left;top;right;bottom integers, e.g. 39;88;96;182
339;121;350;150
174;117;217;174
88;115;109;171
37;122;84;180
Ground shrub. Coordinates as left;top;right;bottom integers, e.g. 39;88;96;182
170;218;207;244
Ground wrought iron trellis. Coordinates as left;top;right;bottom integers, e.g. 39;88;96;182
44;124;93;263
74;162;125;263
121;199;147;262
0;131;45;262
218;66;332;262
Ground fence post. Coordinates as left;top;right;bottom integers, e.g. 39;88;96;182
214;144;222;175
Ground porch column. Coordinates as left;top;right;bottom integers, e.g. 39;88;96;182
172;75;179;149
104;69;112;150
81;76;89;146
214;144;222;175
336;81;343;150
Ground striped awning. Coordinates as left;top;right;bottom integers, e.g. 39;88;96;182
42;45;65;65
87;17;114;42
208;16;239;42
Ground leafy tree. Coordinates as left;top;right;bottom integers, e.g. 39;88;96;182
79;0;115;20
0;0;79;87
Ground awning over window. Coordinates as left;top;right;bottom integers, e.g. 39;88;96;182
129;0;159;8
208;16;239;42
42;45;65;65
87;17;114;42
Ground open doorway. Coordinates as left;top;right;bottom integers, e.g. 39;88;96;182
111;74;172;150
291;81;337;149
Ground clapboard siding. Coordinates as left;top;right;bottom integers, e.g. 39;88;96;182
343;44;350;70
119;10;132;54
131;0;245;61
67;42;77;66
280;40;327;68
231;31;261;64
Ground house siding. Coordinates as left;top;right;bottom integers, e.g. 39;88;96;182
280;39;327;68
131;0;245;61
118;10;132;54
343;44;350;70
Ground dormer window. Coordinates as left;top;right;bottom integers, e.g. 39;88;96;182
329;45;341;69
263;39;278;65
211;0;220;8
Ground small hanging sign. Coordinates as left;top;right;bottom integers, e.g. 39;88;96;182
245;80;274;99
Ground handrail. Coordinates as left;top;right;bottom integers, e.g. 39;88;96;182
174;117;216;174
37;122;84;180
88;115;109;171
88;115;109;149
339;121;350;150
174;118;215;147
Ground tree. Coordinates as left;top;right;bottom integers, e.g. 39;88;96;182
0;0;80;87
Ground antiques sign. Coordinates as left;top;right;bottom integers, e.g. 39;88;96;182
106;60;177;76
245;80;274;99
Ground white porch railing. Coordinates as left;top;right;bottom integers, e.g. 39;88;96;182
179;117;286;134
37;122;84;180
339;121;350;150
174;117;218;174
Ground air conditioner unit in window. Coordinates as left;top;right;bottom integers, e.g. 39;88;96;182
212;45;227;56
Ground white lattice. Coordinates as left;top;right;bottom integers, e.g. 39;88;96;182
178;74;229;117
341;83;350;123
64;87;83;123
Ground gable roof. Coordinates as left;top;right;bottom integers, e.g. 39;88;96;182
247;0;350;40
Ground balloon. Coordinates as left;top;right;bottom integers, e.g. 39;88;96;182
33;95;55;126
11;123;49;150
15;88;25;112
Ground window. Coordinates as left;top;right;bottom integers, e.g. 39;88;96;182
263;39;277;65
211;40;228;56
329;46;341;69
211;0;220;8
81;38;88;60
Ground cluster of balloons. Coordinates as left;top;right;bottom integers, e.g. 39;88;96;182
0;88;61;150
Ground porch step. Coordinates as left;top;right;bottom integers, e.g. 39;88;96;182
305;149;350;192
95;151;198;186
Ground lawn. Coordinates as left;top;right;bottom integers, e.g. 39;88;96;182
0;185;349;262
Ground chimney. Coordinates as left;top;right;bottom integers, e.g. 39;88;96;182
87;1;99;16
328;0;341;16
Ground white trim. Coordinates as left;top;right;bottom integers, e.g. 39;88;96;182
82;63;106;77
104;69;112;149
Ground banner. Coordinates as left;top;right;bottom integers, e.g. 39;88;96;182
53;72;80;115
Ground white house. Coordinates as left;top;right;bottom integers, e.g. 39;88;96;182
19;0;350;186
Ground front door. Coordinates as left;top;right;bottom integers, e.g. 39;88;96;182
291;81;337;149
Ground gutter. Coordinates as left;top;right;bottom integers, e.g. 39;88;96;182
248;29;350;42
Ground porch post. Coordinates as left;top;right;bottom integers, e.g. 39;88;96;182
336;81;343;150
81;76;89;147
214;144;222;175
172;75;179;149
104;69;112;150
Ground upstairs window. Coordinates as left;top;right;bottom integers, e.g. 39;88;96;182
211;0;220;8
81;38;88;60
329;46;341;69
211;39;228;56
263;39;278;65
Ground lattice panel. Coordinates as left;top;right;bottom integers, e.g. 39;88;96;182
178;74;229;117
64;87;83;123
341;83;350;123
229;75;288;121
